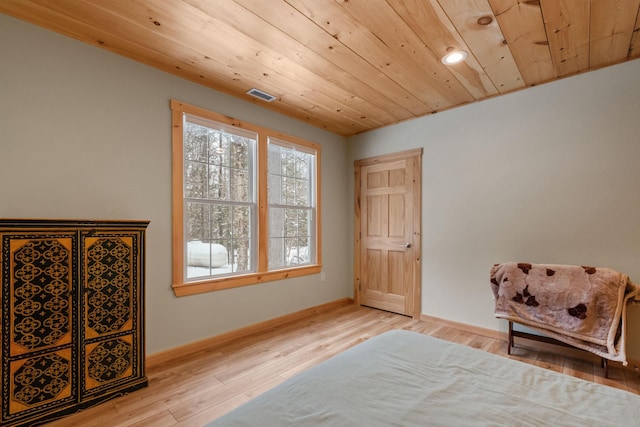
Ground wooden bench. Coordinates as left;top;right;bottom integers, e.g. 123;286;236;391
507;321;609;378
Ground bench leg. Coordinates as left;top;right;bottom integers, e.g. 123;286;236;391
507;321;513;355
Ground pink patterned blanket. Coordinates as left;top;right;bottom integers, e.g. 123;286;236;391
490;262;640;365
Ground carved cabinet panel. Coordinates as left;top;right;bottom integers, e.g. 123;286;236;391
1;220;148;427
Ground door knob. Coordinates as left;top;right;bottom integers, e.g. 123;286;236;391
405;243;412;248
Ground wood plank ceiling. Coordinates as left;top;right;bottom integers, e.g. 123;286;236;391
2;0;639;136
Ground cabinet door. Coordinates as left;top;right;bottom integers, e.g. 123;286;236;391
1;233;77;422
81;230;144;396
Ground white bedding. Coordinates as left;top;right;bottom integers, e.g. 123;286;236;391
206;330;640;426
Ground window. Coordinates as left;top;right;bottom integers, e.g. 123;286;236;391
171;100;321;296
268;139;316;270
182;116;257;280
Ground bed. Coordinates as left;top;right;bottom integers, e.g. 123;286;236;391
206;330;640;426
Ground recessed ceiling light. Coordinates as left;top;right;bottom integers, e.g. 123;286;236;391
441;50;468;65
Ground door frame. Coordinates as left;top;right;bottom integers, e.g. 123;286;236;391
354;148;422;319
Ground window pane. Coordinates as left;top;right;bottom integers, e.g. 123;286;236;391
186;202;211;279
267;139;316;270
207;131;227;166
186;202;210;243
268;144;281;174
268;236;285;270
268;173;282;205
230;239;252;273
268;206;286;269
282;150;295;177
282;176;295;205
184;161;206;199
268;207;313;269
289;238;310;266
186;241;211;278
269;207;285;238
295;151;310;179
183;114;256;281
285;237;301;266
211;204;232;240
184;125;209;162
208;165;229;200
268;141;314;208
209;205;254;274
230;168;249;202
231;138;250;169
232;205;252;263
285;209;298;237
295;178;309;206
298;209;310;238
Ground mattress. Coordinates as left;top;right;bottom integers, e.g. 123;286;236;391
206;330;640;426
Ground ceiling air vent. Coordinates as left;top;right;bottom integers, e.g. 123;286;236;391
246;88;277;102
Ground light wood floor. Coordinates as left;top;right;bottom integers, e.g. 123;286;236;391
45;303;640;426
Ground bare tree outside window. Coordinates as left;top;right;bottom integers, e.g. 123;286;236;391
183;117;256;279
267;140;315;270
171;100;321;295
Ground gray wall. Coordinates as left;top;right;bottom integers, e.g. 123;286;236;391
348;58;640;360
0;14;351;354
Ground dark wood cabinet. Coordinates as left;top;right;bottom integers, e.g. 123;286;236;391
1;220;148;426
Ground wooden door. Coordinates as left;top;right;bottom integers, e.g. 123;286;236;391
354;149;422;318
